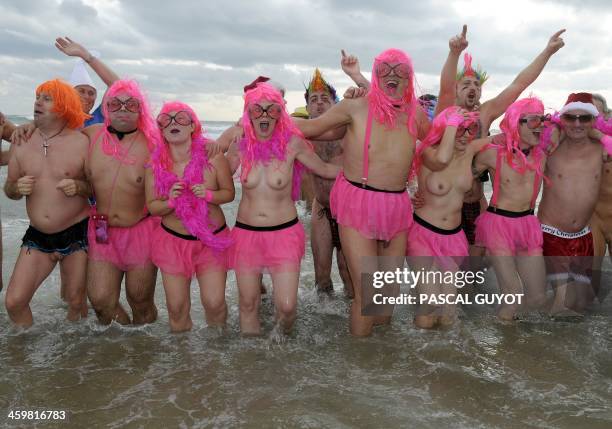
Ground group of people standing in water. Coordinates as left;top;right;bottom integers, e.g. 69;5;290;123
0;25;610;337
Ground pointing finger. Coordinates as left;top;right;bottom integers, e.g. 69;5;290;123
552;29;566;38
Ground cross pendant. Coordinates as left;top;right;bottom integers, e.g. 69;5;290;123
43;142;49;156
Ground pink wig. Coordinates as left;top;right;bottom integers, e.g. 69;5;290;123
154;101;209;172
101;79;160;160
240;83;309;201
499;97;546;176
412;106;480;177
368;48;420;136
151;101;230;252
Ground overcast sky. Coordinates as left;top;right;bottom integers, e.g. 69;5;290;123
1;0;610;121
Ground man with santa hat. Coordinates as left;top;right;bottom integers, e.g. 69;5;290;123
538;92;612;316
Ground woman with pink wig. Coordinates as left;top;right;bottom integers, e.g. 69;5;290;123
146;102;234;333
408;106;489;329
226;82;340;336
295;48;431;336
473;96;554;321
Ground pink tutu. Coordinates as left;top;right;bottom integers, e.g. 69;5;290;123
475;208;543;255
330;173;412;241
406;214;468;270
229;218;305;273
88;215;159;271
151;223;229;278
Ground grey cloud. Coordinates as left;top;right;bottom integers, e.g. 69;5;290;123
0;0;609;120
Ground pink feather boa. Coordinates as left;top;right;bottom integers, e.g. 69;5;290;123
151;136;231;252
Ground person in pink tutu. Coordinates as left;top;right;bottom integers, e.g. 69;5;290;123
296;48;431;336
146;102;234;332
408;107;489;329
473;97;555;320
83;79;161;325
226;82;340;336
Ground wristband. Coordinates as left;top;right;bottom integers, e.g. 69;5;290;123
204;190;214;202
167;198;176;209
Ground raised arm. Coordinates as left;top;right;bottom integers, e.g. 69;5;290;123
435;25;468;115
55;37;119;87
480;29;566;124
341;49;370;90
422;108;466;171
472;138;498;177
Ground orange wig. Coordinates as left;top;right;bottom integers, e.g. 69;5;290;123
36;79;90;129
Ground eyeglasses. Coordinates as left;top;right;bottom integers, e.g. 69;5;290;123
519;114;549;129
248;103;282;120
375;62;411;79
456;122;479;137
157;111;193;128
107;97;140;113
561;113;594;123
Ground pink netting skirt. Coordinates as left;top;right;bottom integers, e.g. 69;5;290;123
475;208;543;255
88;215;159;271
406;214;468;270
151;223;229;278
228;218;305;273
330;173;412;241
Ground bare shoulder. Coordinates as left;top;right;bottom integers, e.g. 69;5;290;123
65;128;89;145
81;123;103;137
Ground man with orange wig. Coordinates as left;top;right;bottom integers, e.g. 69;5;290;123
4;79;91;327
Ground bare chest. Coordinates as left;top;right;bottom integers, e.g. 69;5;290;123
19;139;85;180
241;158;293;191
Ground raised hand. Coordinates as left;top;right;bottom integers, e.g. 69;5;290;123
449;24;469;54
341;49;361;77
546;29;566;54
55;36;89;59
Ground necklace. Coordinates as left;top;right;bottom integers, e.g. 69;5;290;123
39;124;67;156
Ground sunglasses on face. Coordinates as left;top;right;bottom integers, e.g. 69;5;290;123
375;62;412;79
157;111;193;128
519;114;550;129
107;97;140;113
561;113;594;123
248;103;282;120
456;122;480;137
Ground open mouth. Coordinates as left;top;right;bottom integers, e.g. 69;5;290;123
34;110;43;115
259;121;270;132
170;128;180;134
385;80;399;92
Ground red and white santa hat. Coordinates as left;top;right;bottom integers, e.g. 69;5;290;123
559;92;599;116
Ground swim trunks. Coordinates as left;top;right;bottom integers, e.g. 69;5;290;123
542;224;594;284
22;217;88;256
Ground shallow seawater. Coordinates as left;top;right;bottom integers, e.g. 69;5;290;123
0;128;611;428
